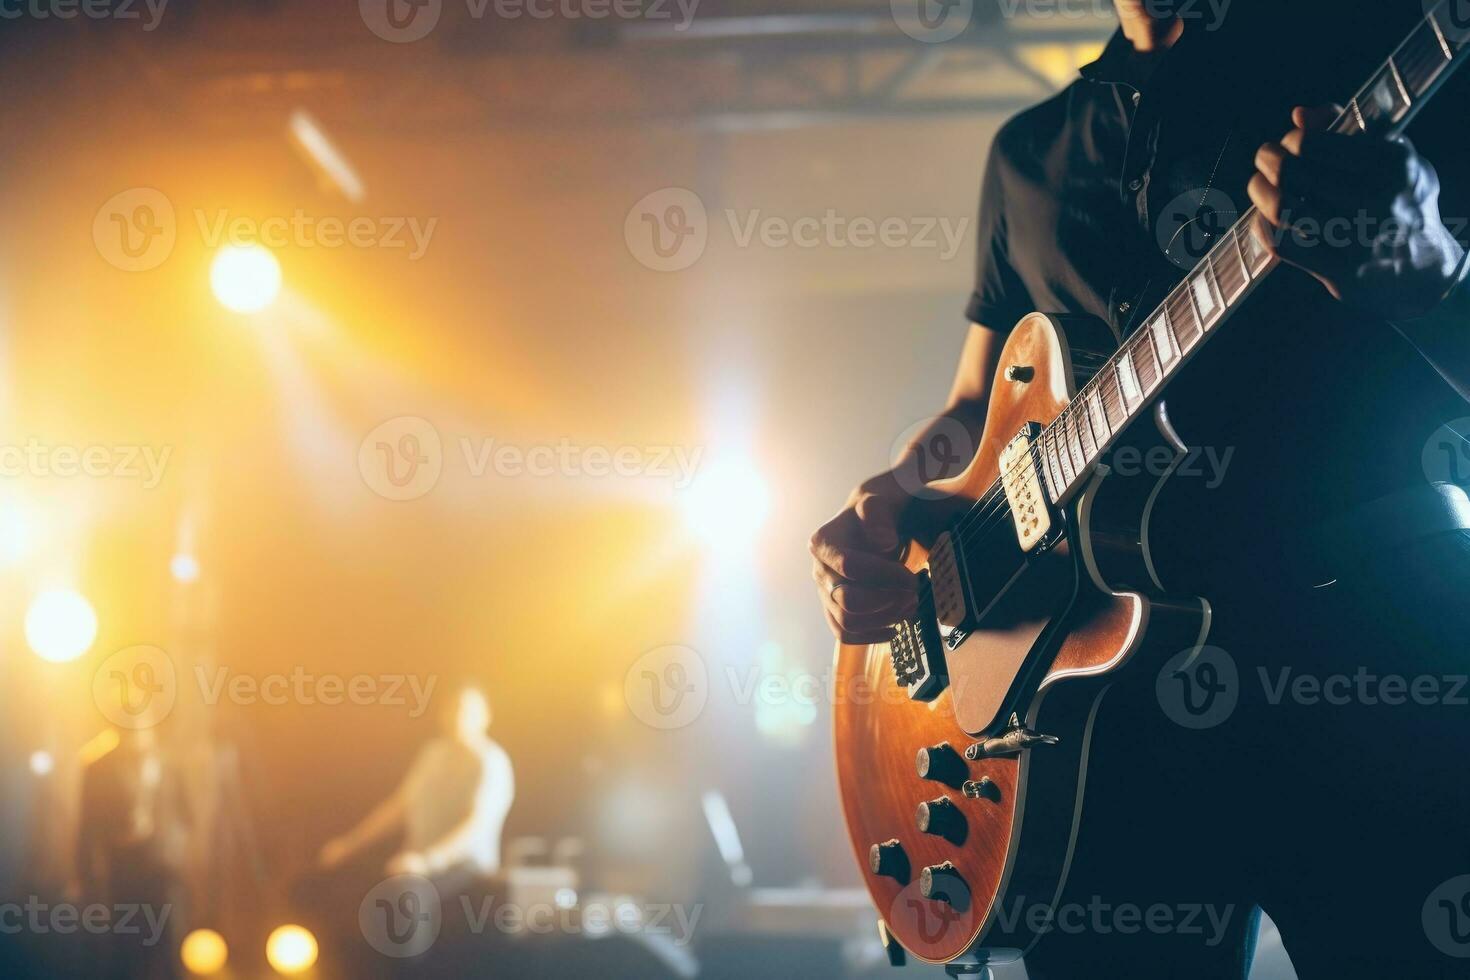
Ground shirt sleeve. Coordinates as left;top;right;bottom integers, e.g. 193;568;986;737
965;135;1033;331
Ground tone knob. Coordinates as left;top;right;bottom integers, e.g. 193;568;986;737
868;839;909;883
915;742;967;787
916;796;966;842
920;862;967;905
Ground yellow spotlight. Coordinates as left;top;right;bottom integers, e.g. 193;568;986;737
180;928;229;975
28;750;53;777
265;924;318;975
211;244;282;314
678;456;770;550
25;589;98;663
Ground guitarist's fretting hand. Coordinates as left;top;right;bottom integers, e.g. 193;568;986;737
1250;104;1468;320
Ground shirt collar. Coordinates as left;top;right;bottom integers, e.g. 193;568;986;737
1078;27;1171;90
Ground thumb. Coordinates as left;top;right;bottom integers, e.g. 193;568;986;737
853;492;904;554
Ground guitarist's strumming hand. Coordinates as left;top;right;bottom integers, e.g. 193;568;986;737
1250;104;1468;320
810;472;920;646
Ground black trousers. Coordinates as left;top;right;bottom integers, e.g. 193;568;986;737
1022;530;1470;980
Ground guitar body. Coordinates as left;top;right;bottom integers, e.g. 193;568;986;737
833;312;1212;966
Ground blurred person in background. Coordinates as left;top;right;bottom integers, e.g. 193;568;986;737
317;684;514;885
75;726;190;980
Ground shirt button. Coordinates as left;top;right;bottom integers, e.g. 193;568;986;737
1118;302;1132;314
1129;178;1143;191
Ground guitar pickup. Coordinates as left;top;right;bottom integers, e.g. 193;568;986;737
999;422;1055;553
927;531;971;642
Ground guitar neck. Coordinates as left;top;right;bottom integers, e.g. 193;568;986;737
1038;1;1470;506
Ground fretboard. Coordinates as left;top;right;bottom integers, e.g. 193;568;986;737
1038;0;1470;505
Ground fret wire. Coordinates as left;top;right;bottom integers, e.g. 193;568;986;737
1066;412;1086;474
1077;399;1097;459
1430;9;1454;60
1044;429;1064;493
1102;369;1125;429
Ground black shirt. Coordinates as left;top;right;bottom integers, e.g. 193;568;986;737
968;3;1470;587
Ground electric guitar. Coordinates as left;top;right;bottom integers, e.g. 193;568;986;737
833;4;1470;969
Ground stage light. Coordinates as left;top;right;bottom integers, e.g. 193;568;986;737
678;456;770;550
180;928;229;975
28;751;53;777
170;553;200;583
25;589;98;663
265;924;318;975
211;244;282;314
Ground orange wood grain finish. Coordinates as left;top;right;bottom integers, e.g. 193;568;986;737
833;314;1142;962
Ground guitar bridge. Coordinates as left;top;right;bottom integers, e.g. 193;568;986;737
889;571;946;702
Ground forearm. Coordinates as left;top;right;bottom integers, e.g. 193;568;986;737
881;323;1003;540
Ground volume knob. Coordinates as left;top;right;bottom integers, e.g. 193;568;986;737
915;742;968;787
868;839;910;883
916;796;966;843
920;862;968;906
